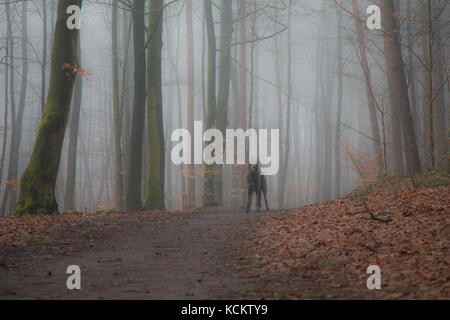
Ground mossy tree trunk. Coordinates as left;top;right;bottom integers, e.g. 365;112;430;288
144;0;165;210
13;0;82;215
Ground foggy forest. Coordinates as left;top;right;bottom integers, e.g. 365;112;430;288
0;0;448;300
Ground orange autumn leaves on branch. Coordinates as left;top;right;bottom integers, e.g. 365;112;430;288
338;141;380;183
62;62;90;80
1;179;19;191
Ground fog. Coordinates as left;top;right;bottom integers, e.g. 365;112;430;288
0;0;448;214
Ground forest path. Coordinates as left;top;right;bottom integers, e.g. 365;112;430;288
0;208;276;299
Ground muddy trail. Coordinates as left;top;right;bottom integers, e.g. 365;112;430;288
2;188;447;301
0;208;281;299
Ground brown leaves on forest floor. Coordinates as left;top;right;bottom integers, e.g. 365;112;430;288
239;183;449;299
0;210;181;247
0;175;448;299
0;207;240;247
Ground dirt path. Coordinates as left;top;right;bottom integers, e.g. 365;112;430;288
0;208;275;299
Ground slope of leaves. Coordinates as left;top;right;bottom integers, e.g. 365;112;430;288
243;181;449;299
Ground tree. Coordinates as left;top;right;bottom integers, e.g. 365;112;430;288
112;0;124;211
126;0;147;212
185;0;196;208
238;0;247;206
431;0;447;169
119;10;133;194
64;32;83;211
215;0;233;206
14;0;82;215
0;3;11;203
351;0;383;174
313;13;325;203
2;1;29;214
41;0;48;114
145;0;165;210
381;0;421;175
239;0;247;130
334;7;343;198
278;0;293;209
165;10;186;208
425;0;447;169
406;0;417;126
203;0;217;207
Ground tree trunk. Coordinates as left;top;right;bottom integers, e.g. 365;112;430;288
215;0;233;206
120;10;133;193
145;0;165;210
381;0;421;175
201;17;207;124
202;0;217;207
185;0;196;208
41;0;48;114
272;23;284;208
111;0;124;211
126;0;147;212
334;7;343;198
239;0;247;130
2;1;29;214
431;0;447;169
64;32;83;211
314;17;325;203
278;0;293;209
351;0;383;174
321;45;334;202
238;0;248;206
0;12;9;206
230;62;241;207
406;0;417;126
2;1;15;214
165;14;186;207
13;0;82;215
248;0;257;129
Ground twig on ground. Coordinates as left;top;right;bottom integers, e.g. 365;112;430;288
360;197;392;223
409;172;418;189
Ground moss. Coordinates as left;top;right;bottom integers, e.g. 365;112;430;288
307;289;324;299
61;210;76;215
25;236;47;246
317;257;341;269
